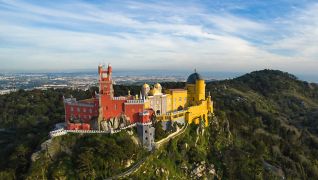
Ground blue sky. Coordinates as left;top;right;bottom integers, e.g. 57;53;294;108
0;0;317;76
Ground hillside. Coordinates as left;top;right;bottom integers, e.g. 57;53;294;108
1;70;318;179
206;69;318;179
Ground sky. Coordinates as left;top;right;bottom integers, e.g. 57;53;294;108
0;0;317;77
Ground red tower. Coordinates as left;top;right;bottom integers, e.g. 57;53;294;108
64;64;155;130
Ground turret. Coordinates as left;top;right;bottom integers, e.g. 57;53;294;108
195;79;205;101
142;83;150;99
107;64;112;75
98;64;103;74
186;69;204;105
207;91;213;113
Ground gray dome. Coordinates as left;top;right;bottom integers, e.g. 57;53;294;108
187;72;203;84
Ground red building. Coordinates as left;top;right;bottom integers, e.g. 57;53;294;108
63;96;99;130
64;64;153;130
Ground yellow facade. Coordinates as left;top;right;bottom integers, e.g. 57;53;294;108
166;89;187;111
141;71;214;127
186;84;196;106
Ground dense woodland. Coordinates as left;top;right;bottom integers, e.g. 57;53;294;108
0;70;318;179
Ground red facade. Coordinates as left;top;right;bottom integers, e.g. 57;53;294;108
64;64;152;130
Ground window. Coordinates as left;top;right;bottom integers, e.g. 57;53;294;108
83;108;86;113
71;107;74;111
114;104;117;110
184;97;187;101
89;109;92;113
179;97;182;101
89;115;91;119
145;130;148;133
77;107;80;112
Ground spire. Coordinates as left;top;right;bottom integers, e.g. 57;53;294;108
128;90;131;96
194;68;197;73
139;91;142;100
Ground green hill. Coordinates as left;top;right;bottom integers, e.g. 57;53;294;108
206;69;318;179
1;69;318;179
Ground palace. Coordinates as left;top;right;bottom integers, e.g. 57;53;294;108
64;64;213;131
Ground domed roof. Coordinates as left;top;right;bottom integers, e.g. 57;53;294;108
187;72;203;84
142;83;150;89
154;83;162;89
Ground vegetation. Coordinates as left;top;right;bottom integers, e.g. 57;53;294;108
1;69;318;179
27;132;146;179
206;69;318;179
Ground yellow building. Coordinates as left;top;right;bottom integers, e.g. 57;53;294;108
141;70;213;127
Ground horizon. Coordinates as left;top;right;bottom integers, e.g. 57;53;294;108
0;0;318;76
1;67;318;83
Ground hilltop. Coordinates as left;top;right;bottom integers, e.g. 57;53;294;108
206;69;318;179
0;69;318;179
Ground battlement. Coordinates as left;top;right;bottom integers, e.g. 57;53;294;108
126;100;145;104
64;98;95;107
112;97;127;100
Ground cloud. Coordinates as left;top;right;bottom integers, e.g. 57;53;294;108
0;0;317;76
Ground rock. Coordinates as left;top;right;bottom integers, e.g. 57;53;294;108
125;159;134;168
155;169;160;176
161;168;165;174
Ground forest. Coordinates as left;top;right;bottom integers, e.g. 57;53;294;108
1;70;318;179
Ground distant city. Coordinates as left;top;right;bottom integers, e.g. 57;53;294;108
1;69;317;95
0;70;220;95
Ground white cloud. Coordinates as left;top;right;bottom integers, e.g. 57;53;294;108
0;0;317;76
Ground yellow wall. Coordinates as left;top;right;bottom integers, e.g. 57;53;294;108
167;90;187;111
186;100;209;126
167;94;171;111
186;84;195;106
144;100;150;109
196;79;205;102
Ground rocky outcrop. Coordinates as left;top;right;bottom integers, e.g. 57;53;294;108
190;161;216;179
